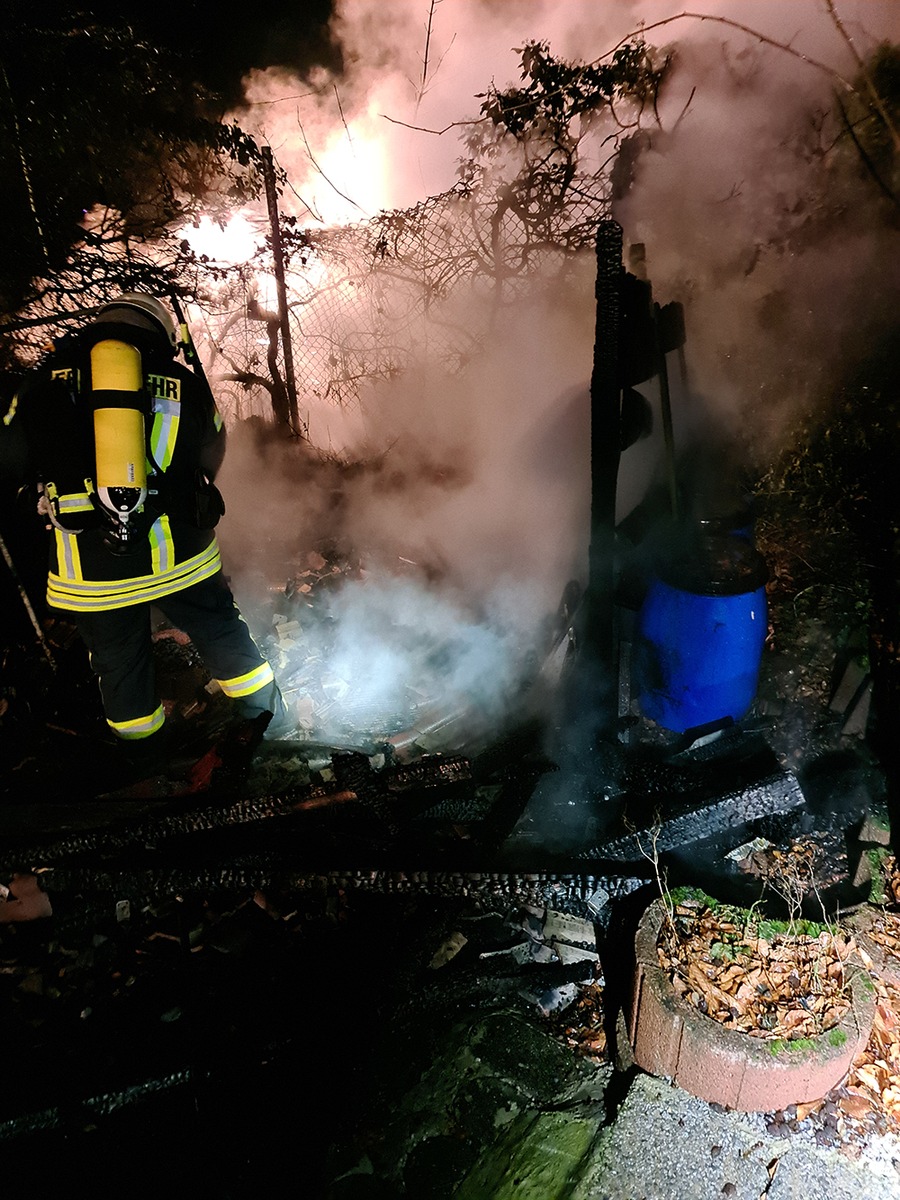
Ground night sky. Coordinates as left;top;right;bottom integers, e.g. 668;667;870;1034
18;1;341;105
0;2;345;310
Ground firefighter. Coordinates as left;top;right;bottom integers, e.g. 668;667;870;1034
8;291;286;764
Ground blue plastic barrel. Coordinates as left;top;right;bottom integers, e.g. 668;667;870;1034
635;533;768;734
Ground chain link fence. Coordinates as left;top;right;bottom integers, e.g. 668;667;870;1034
5;171;611;427
201;172;611;426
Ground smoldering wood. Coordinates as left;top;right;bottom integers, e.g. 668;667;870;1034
0;747;482;876
18;867;647;927
589;769;806;863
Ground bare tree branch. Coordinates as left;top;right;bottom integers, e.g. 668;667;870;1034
380;113;485;136
296;117;369;216
823;0;900;151
417;0;438;113
603;11;856;92
835;93;900;210
333;83;354;150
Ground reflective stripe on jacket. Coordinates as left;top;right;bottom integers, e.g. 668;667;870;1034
47;538;222;611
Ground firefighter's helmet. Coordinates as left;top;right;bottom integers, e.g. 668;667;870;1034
95;293;178;351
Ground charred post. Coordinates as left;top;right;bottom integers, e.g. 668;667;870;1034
584;219;624;741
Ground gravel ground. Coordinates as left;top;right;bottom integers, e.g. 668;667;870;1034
576;1071;900;1200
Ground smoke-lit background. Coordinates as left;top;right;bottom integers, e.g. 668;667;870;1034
199;0;900;743
49;1;900;743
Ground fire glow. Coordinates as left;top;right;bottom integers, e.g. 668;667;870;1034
179;213;261;264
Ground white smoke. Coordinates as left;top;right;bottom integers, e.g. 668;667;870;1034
611;7;900;446
233;1;900;217
314;573;535;731
217;268;597;742
213;0;900;746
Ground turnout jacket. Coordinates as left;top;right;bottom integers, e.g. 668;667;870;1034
12;326;227;613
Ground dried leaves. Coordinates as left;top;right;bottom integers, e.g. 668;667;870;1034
864;906;900;956
842;940;900;1134
737;835;849;910
657;896;900;1140
658;900;852;1041
876;855;900;907
554;979;607;1061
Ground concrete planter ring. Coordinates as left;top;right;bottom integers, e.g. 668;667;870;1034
628;898;875;1112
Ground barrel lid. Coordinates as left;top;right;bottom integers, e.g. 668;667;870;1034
656;531;768;596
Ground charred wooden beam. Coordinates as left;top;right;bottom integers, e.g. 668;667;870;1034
386;755;472;791
583;219;624;742
0;754;476;872
0;1069;195;1141
0;792;304;874
31;866;647;924
584;769;807;864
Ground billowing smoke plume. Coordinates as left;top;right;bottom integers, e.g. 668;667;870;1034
612;3;900;448
215;267;598;744
210;1;900;747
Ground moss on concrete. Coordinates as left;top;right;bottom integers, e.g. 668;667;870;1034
454;1110;597;1200
471;1011;578;1102
357;1006;602;1196
867;847;891;905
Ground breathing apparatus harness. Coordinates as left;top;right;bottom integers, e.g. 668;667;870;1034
88;333;150;552
37;294;222;554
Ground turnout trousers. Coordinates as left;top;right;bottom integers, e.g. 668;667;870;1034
74;571;282;740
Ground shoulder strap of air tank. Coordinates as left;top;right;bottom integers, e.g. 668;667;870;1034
170;293;218;417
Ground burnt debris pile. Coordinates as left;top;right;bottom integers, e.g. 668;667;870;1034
1;355;895;1188
0;519;888;901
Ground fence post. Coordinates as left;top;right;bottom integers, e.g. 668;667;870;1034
261;145;305;438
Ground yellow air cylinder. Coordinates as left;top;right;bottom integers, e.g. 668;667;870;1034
90;339;147;510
